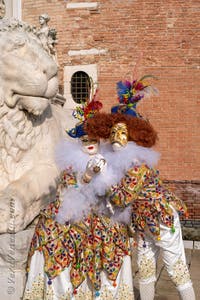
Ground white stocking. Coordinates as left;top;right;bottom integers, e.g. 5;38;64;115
179;286;196;300
139;282;155;300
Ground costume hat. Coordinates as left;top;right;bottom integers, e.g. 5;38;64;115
111;75;158;118
66;89;103;138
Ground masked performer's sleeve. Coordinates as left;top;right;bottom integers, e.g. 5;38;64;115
107;164;152;207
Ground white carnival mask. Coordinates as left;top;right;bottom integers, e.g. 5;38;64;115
79;135;99;155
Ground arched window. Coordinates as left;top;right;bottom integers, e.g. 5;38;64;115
64;64;97;109
71;71;91;104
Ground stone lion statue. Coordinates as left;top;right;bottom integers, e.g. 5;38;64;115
0;18;67;234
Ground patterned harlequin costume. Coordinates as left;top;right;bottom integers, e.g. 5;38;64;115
23;141;135;300
84;74;196;300
108;163;187;238
100;142;195;300
106;160;195;299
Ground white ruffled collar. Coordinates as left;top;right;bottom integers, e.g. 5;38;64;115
55;139;91;173
101;141;160;172
55;139;160;175
55;139;160;224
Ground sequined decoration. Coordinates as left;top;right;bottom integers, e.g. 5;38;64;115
108;164;188;239
23;275;134;300
138;254;156;280
26;168;131;294
170;259;191;287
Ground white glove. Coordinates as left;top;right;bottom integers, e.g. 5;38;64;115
87;154;107;173
82;154;107;183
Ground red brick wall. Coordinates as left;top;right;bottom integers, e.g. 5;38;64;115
164;180;200;221
21;0;200;182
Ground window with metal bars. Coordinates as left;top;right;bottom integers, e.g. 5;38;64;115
71;71;91;103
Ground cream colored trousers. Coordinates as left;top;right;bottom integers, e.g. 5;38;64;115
136;208;195;299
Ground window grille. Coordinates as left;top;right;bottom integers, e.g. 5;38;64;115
71;71;91;103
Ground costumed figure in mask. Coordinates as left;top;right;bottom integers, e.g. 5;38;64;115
23;91;135;300
85;76;195;300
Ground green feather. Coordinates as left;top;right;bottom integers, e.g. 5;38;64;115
139;74;158;81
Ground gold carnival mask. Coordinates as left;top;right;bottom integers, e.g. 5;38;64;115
109;122;128;150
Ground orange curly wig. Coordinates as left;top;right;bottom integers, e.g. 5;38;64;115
84;112;158;148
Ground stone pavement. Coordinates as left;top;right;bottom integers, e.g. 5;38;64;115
132;241;200;300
